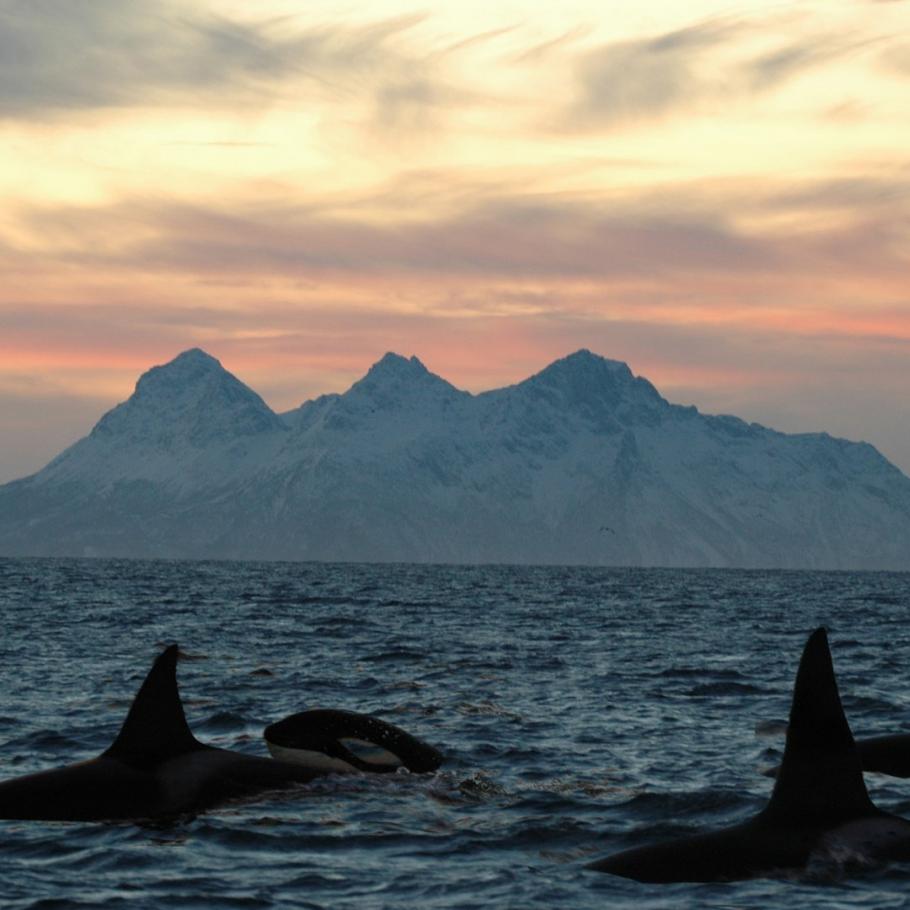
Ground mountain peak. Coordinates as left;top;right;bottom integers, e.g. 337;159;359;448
170;347;220;367
344;352;463;406
7;347;910;569
542;349;633;379
355;352;434;395
135;348;224;389
523;349;636;390
367;352;430;380
90;348;284;447
516;350;665;419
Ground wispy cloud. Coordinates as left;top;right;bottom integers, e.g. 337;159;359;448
0;1;434;120
8;205;732;287
11;172;908;285
567;19;737;128
0;0;285;115
1;2;909;482
880;42;910;76
564;16;887;130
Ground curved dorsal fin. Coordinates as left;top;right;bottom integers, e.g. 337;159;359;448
761;627;873;825
104;644;205;767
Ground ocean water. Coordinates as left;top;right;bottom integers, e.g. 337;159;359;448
1;559;910;909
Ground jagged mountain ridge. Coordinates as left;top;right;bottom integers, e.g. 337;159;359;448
38;349;288;492
1;348;909;568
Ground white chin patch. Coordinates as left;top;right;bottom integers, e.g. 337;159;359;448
339;738;403;768
266;743;359;774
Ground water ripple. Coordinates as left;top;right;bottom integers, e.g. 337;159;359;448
1;560;909;909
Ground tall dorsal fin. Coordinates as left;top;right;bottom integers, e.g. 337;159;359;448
104;645;205;767
760;627;873;825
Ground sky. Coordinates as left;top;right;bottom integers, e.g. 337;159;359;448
1;0;909;482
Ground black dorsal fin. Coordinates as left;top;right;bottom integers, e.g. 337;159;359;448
104;645;205;767
760;627;874;825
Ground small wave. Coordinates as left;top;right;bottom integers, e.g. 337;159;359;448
457;772;507;800
755;719;788;737
619;787;751;817
4;730;82;752
196;711;248;733
503;817;594;848
514;774;621;799
348;675;383;691
307;596;376;607
658;667;746;680
385;702;441;718
456;701;522;721
361;650;426;664
687;682;763;697
447;657;515;672
386;679;425;691
869;595;902;606
316;614;367;625
843;694;901;715
177;649;208;662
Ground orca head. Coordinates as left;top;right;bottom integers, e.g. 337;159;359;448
103;644;207;769
264;709;443;774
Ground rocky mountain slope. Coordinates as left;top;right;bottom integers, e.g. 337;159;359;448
2;348;909;568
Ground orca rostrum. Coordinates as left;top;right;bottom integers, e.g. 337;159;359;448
0;645;324;822
589;628;910;882
264;709;443;774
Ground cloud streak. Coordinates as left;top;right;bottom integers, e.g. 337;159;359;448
3;4;888;135
1;2;908;483
568;19;737;127
0;0;436;120
9;173;907;289
565;16;886;130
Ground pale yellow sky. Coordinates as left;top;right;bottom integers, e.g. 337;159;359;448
0;0;908;481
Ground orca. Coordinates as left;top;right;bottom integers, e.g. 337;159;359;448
589;628;910;883
264;709;443;774
856;734;910;778
765;733;910;780
0;645;324;822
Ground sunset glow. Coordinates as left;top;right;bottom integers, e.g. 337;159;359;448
1;0;909;481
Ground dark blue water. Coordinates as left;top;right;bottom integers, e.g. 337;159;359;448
1;559;910;908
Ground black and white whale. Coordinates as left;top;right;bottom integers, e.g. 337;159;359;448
856;734;910;778
589;628;910;883
0;645;325;821
264;709;443;774
765;732;910;780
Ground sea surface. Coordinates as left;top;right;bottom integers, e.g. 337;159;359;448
1;559;910;909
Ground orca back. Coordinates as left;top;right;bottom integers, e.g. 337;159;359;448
760;627;875;826
857;733;910;778
264;709;443;774
103;644;206;768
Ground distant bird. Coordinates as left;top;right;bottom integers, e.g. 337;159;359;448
599;526;615;534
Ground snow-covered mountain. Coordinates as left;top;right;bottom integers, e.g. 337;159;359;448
2;348;909;568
